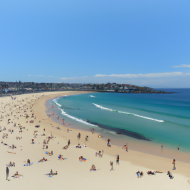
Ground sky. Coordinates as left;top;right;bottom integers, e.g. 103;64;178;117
0;0;190;88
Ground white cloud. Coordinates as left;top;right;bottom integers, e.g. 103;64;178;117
173;64;190;68
95;72;190;78
60;72;190;87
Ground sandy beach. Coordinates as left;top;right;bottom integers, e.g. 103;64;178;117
0;91;190;190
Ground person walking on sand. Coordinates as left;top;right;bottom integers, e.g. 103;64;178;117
116;155;119;165
110;161;113;171
68;139;70;146
161;143;163;150
77;133;81;139
6;165;9;180
173;159;176;170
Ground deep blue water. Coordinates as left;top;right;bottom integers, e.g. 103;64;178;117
51;89;190;152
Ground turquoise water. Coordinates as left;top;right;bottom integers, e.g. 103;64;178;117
52;89;190;152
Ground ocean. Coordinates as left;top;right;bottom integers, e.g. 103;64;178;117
48;88;190;153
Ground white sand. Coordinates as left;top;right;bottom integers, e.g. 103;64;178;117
0;92;189;190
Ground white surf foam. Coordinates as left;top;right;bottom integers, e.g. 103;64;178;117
93;103;114;111
93;103;164;123
89;95;95;97
52;101;62;107
59;108;97;127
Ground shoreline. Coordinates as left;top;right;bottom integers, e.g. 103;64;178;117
46;93;190;164
37;91;190;177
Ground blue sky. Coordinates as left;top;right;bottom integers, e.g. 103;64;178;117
0;0;190;87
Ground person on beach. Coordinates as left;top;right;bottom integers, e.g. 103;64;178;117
98;151;103;157
91;128;94;134
6;165;9;180
116;155;119;165
147;171;155;175
136;171;140;178
173;159;176;170
90;165;96;171
58;154;63;160
177;146;179;150
68;139;70;146
76;144;81;148
77;133;81;139
161;143;163;150
107;139;111;147
167;171;174;179
27;159;31;165
63;145;68;149
110;161;113;171
122;144;128;152
140;171;144;178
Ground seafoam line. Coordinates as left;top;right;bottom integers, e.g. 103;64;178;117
58;108;97;127
93;103;164;123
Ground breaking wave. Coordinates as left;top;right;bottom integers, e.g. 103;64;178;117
52;100;62;107
93;103;164;123
58;108;97;127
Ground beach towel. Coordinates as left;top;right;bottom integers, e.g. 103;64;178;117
23;162;34;166
46;173;53;177
38;160;47;163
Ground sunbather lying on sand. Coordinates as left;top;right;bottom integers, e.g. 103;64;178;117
7;151;16;154
147;171;155;175
76;145;81;148
79;156;86;162
90;164;96;171
38;157;47;163
63;145;68;149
